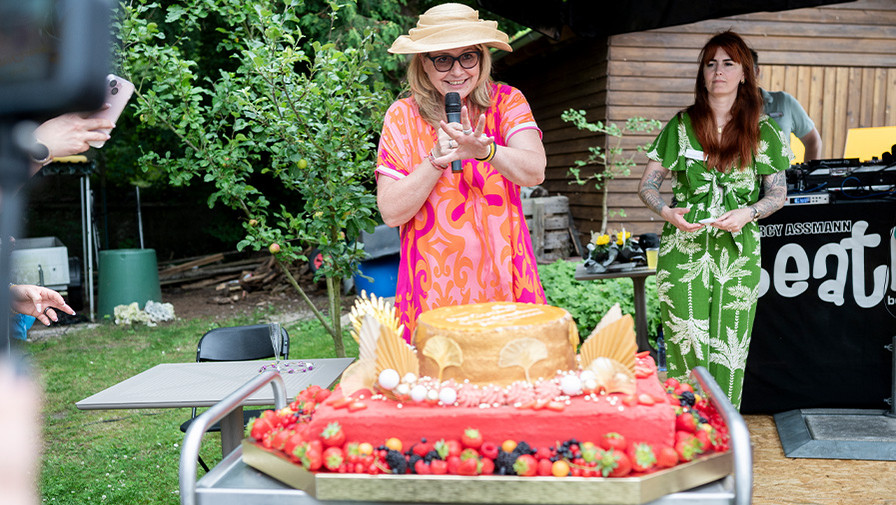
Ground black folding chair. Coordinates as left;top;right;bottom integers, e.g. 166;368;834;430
179;323;289;471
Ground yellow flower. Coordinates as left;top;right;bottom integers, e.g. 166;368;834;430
595;234;610;246
615;231;631;245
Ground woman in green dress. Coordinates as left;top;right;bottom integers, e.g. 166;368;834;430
638;31;791;409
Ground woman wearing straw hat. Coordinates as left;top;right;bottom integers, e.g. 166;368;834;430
376;3;547;342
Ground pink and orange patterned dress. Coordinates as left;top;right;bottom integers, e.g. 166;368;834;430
376;83;546;342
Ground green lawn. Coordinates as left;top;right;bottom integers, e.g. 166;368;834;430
26;308;358;504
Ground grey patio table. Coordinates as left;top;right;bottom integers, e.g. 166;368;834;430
76;358;355;456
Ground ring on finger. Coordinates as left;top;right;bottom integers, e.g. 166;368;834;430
462;128;473;135
448;140;457;148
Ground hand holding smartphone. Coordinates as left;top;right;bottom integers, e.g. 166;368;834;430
87;74;134;148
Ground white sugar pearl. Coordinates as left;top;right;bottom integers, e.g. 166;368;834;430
410;384;428;403
378;369;400;390
560;374;583;396
438;387;457;405
402;373;418;384
395;383;411;397
580;370;596;383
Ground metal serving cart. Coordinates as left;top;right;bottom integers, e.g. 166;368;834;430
179;367;752;505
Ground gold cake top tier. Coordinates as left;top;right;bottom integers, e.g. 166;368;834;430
414;302;579;387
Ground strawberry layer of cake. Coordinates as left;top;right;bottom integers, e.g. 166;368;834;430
307;360;674;450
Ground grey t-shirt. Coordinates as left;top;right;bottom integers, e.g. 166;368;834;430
760;88;814;145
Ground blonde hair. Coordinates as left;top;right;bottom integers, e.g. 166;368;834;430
406;45;494;126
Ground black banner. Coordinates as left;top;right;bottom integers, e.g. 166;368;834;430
741;199;896;414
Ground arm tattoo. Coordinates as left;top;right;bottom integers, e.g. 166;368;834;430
753;171;786;219
639;168;668;216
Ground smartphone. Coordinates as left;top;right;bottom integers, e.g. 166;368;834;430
87;74;134;148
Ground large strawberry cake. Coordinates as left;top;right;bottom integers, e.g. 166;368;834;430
245;297;730;480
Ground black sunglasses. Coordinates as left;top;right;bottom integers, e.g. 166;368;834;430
426;51;481;72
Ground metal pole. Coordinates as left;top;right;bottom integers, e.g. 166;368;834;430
86;176;95;322
136;185;144;249
887;335;896;418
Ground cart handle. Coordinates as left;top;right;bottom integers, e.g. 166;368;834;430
691;366;752;505
179;370;286;505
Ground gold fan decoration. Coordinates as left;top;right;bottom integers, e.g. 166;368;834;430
497;337;548;383
420;336;463;382
342;293;419;399
578;304;637;373
586;356;636;395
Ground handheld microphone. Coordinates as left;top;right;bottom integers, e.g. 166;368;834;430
445;92;462;173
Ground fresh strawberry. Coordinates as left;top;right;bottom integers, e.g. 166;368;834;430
412;440;433;458
414;459;431;475
608;450;632;477
283;432;306;461
457;457;479;476
627;443;657;473
271;428;293;451
655;445;679;468
461;428;483;449
347;401;367;412
694;429;712;451
460;448;480;460
313;388;332;403
675;412;698;433
430;459;448;475
480;441;499;459
446;455;461;475
435;439;462;459
320;422;346;447
326;396;354;409
513;454;538;476
595;449;631;477
534;446;553;461
323;446;344;471
674;437;703;462
674;383;694;396
294;443;323;471
599;432;628;452
637;393;656;406
580;443;600;463
663;377;680;390
248;414;277;441
536;457;553;476
479;457;494;475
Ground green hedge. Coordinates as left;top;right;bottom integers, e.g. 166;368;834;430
537;259;661;347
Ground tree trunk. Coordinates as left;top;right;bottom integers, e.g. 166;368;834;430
326;276;345;358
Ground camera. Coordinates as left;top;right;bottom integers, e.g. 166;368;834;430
0;0;111;118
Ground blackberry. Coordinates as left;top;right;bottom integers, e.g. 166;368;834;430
680;391;696;406
514;441;535;456
494;450;517;475
424;450;440;463
385;449;408;474
408;455;422;473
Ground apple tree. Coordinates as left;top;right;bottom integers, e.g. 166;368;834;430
119;0;398;357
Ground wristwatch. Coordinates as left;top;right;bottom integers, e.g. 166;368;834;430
30;141;52;165
749;206;759;222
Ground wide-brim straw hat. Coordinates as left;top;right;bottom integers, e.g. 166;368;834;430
389;3;512;54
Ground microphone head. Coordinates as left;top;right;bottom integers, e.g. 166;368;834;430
445;92;461;113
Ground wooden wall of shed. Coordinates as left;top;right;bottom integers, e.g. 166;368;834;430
496;0;896;242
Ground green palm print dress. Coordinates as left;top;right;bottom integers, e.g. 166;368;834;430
646;112;791;409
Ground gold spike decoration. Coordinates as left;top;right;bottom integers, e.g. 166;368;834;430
420;336;463;383
349;291;402;344
497;337;548;383
578;306;637;374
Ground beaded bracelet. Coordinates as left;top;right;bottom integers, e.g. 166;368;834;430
475;142;496;163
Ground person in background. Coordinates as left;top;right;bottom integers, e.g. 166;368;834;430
750;48;823;162
10;284;75;327
637;31;791;409
375;3;547;342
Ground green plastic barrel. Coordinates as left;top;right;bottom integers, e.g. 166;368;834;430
97;249;162;318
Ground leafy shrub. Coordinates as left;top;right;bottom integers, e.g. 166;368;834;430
537;259;661;345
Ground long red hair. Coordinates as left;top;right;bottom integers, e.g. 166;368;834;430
686;31;761;172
